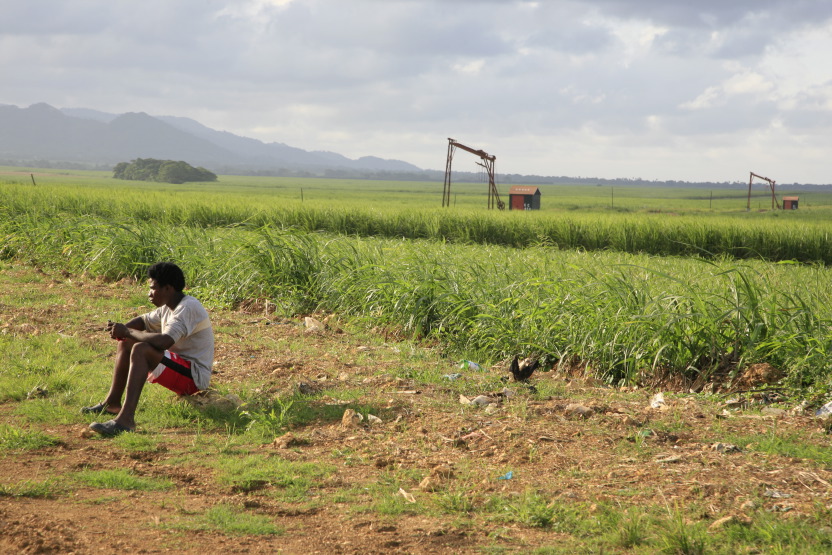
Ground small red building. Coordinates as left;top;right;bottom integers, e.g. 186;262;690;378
783;196;799;210
508;186;541;211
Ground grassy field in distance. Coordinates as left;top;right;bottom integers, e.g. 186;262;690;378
5;164;832;215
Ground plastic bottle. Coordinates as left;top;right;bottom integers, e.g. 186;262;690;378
459;360;481;371
815;400;832;417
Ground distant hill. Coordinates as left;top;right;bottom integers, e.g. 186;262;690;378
2;103;828;187
0;103;423;176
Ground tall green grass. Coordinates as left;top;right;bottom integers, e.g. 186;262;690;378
3;200;832;389
4;178;832;263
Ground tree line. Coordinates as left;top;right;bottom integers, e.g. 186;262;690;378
113;158;217;184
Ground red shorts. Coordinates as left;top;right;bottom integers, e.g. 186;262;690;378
147;351;199;396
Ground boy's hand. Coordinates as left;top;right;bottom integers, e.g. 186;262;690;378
107;320;128;340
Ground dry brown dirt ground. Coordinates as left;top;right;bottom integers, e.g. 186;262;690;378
1;265;832;553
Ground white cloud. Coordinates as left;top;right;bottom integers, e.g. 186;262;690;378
453;59;486;75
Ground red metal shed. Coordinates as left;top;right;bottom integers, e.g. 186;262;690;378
782;196;799;210
508;186;541;210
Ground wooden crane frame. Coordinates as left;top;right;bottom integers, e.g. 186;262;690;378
442;138;505;210
747;172;780;211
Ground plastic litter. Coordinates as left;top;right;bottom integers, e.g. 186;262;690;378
497;471;514;480
650;392;666;409
442;373;462;381
459;360;482;371
470;395;494;406
397;488;416;503
815;400;832;417
764;489;792;499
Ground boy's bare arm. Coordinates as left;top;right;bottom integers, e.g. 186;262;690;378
108;319;174;351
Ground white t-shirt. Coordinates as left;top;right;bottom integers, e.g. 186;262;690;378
141;295;214;390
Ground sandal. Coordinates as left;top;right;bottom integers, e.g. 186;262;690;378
89;419;134;437
81;403;119;415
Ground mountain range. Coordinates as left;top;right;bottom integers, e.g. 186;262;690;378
4;103;826;188
0;103;424;176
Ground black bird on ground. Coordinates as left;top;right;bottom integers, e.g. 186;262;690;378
510;356;539;382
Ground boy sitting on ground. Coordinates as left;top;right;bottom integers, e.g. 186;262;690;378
83;262;214;437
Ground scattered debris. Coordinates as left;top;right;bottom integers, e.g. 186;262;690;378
654;454;682;464
26;386;48;399
764;489;792;499
183;390;243;411
374;457;395;469
564;404;594;419
420;464;454;491
341;408;363;428
397;488;416;503
366;414;383;426
770;504;793;513
708;515;751;530
471;395;495;406
815;400;832;418
798;471;832;490
296;381;320;395
740;500;759;511
273;432;307;449
459;394;496;407
711;442;742;454
304;317;325;333
650;393;666;409
732;363;784;389
792;400;809;415
497;471;514;480
621;415;641;427
442;373;462;381
499;388;516;400
459;360;481;371
484;404;500;415
724;398;745;409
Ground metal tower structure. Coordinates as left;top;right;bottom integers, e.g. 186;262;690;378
747;172;780;211
442;138;505;210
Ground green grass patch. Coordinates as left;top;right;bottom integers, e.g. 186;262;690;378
497;490;560;528
723;426;832;466
434;488;478;515
211;454;334;501
113;432;165;453
0;478;68;498
0;424;61;451
169;504;283;536
73;469;173;491
657;509;708;555
721;506;832;553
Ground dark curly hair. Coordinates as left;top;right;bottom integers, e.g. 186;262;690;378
147;262;186;292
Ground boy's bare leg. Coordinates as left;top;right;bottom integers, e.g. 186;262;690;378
113;342;164;430
101;338;137;413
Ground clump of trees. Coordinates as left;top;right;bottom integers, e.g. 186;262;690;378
113;158;217;184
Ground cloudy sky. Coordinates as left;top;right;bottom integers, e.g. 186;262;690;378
2;0;832;182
